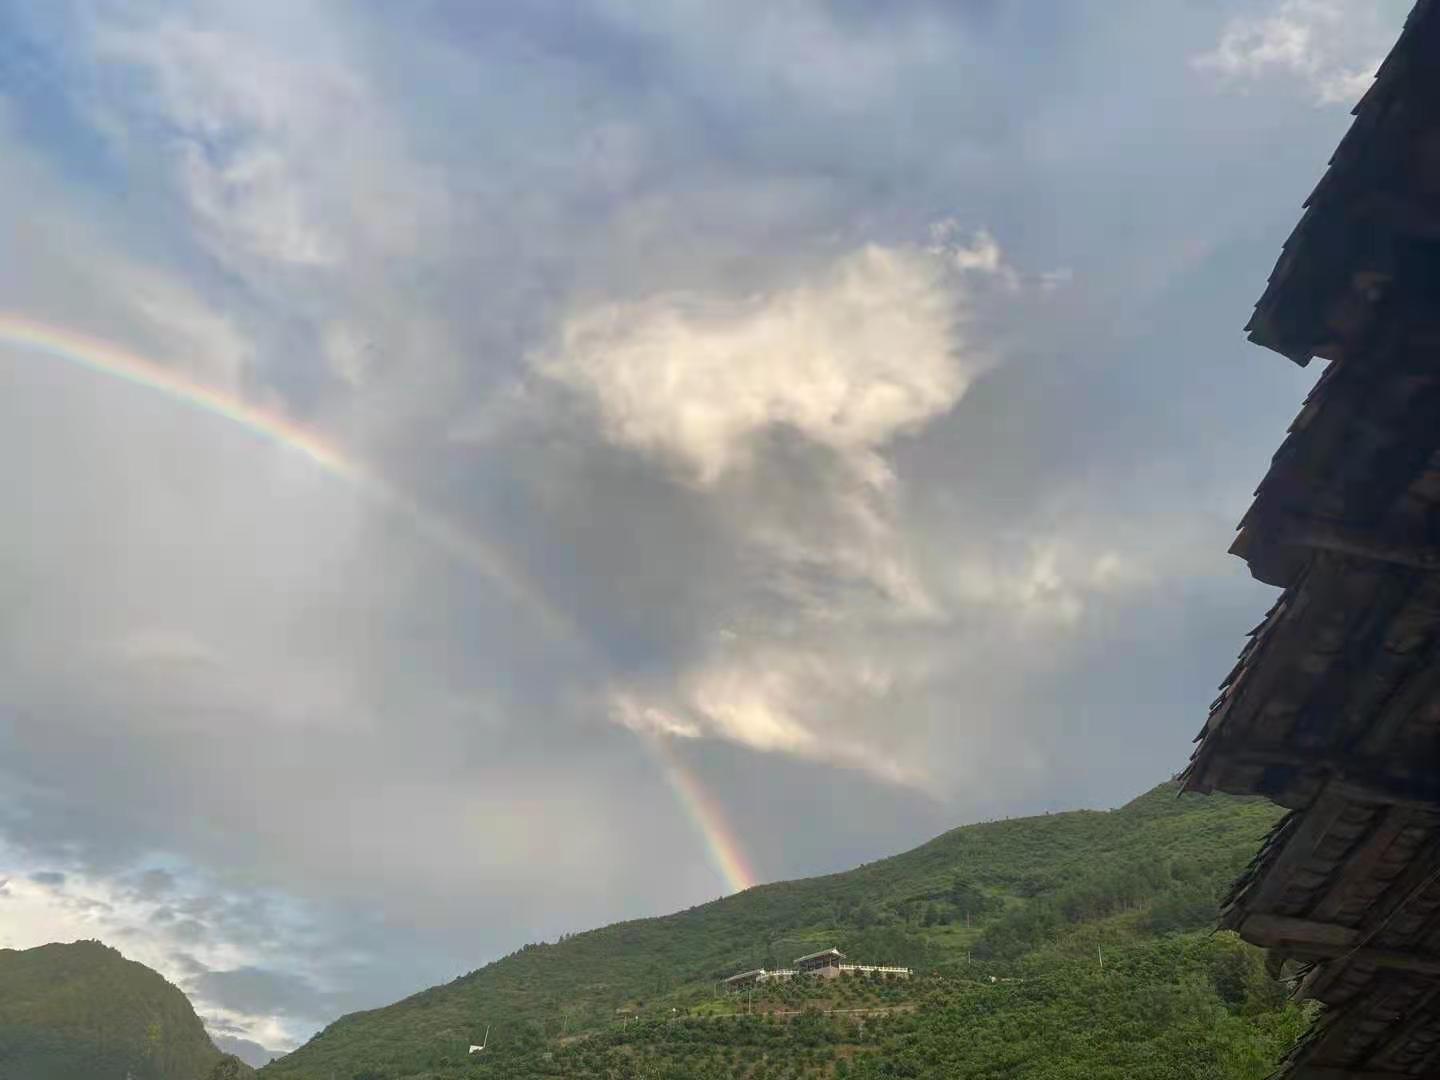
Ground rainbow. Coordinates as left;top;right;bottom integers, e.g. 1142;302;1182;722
648;736;758;894
0;314;761;895
0;314;570;638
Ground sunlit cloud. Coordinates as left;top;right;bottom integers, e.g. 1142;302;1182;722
538;240;994;487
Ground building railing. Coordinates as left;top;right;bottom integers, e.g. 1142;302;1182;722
723;962;912;989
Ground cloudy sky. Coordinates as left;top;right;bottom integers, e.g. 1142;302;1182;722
0;0;1413;1053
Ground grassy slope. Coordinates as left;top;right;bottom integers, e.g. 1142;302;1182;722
265;783;1290;1080
516;933;1311;1080
0;940;226;1080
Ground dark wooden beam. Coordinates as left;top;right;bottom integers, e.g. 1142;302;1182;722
1301;945;1440;978
1205;745;1440;811
1242;914;1440;976
1328;777;1440;815
1241;913;1360;950
1275;513;1440;570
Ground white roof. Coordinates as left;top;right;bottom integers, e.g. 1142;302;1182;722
723;968;766;983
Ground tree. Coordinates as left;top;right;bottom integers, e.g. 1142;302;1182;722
948;875;991;923
204;1057;255;1080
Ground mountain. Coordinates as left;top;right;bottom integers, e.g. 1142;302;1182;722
0;939;227;1080
213;1035;283;1069
264;782;1304;1079
204;1056;258;1080
210;1042;280;1077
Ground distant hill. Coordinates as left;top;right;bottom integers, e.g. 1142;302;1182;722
204;1056;258;1080
212;1034;282;1069
265;782;1302;1079
0;939;229;1080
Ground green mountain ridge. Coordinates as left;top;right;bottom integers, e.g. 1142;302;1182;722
263;782;1304;1080
0;939;250;1080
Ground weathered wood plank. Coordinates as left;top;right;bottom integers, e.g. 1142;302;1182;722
1371;982;1440;1074
1202;747;1440;811
1243;914;1440;975
1236;789;1353;913
1298;945;1440;977
1241;913;1360;950
1355;637;1440;757
1278;513;1440;570
1310;806;1418;923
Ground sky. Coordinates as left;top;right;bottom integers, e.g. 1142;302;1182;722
0;0;1415;1055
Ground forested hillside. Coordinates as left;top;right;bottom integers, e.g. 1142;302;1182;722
0;940;230;1080
265;783;1303;1079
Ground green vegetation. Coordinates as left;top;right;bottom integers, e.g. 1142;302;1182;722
265;783;1303;1079
0;939;227;1080
0;787;1298;1079
206;1056;258;1080
461;935;1309;1079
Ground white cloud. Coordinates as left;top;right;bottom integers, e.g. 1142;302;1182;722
594;0;955;116
928;222;1018;289
604;528;1158;789
545;229;1165;786
609;644;927;788
124;268;258;391
0;99;258;394
1193;0;1385;106
539;241;989;485
940;538;1152;629
0;848;303;1048
537;235;1012;619
75;5;476;440
91;19;346;266
88;13;438;270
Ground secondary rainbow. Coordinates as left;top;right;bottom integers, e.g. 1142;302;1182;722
0;314;569;637
648;735;758;895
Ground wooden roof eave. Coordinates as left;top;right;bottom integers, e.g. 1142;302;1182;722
1244;0;1440;366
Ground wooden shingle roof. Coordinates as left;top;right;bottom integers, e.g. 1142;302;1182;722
1183;4;1440;1077
1246;0;1440;367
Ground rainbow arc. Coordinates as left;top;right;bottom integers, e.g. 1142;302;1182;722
1;314;759;896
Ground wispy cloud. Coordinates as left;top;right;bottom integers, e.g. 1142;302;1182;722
1193;0;1386;106
0;845;316;1048
88;10;439;269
